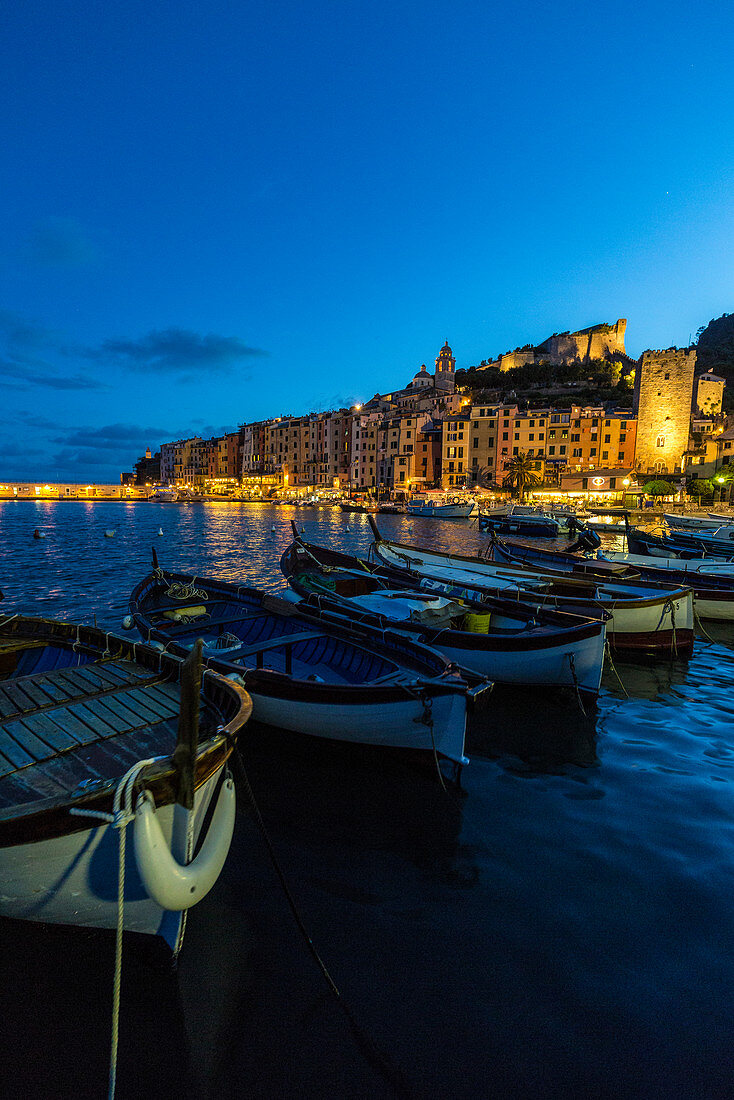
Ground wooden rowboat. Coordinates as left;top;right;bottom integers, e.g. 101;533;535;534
0;616;252;954
280;527;607;702
487;536;734;623
129;562;472;770
367;518;695;658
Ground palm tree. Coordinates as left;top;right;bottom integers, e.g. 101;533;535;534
502;453;541;501
466;464;494;491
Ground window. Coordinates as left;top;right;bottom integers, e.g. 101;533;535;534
656;435;665;448
573;448;582;457
538;433;544;440
618;452;624;461
529;420;535;427
514;433;520;441
602;451;609;460
610;478;616;489
488;437;494;448
503;432;508;441
664;373;670;380
571;433;580;442
473;437;479;448
561;430;568;439
604;434;611;443
548;446;555;455
549;430;556;439
529;433;534;441
590;448;597;456
513;447;518;455
458;447;464;457
619;433;626;443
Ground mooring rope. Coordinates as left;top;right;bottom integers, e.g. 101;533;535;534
566;651;587;717
692;602;717;644
604;639;629;697
152;566;208;602
70;757;158;1100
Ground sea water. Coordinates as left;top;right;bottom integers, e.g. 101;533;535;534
1;501;733;1099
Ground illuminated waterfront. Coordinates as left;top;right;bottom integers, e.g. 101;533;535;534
2;501;734;1098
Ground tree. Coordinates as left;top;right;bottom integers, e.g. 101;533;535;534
685;476;714;501
641;479;674;507
502;453;541;501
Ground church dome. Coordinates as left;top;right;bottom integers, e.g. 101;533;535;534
413;364;429;378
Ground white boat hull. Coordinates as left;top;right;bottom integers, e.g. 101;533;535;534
428;626;605;697
248;689;468;764
0;768;224;952
406;502;475;518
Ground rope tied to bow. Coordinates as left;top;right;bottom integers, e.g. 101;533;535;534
70;756;159;1100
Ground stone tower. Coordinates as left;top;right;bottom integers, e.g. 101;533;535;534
434;341;456;392
633;347;696;475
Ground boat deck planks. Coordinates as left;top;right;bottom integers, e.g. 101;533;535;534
0;654;188;783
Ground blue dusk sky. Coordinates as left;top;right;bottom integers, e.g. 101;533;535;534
1;0;732;482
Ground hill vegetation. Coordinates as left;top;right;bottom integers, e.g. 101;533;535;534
455;357;634;409
696;314;734;410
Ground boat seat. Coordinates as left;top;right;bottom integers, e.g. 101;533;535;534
231;630;327;658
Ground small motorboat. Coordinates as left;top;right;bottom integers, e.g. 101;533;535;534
627;522;734;559
280;526;607;702
129;556;473;769
405;495;475;519
663;513;734;531
0;616;252;954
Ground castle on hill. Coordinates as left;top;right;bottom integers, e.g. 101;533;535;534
480;318;631;372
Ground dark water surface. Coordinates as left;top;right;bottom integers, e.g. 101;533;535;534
2;501;734;1099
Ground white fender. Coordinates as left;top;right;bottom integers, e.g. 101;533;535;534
133;774;236;911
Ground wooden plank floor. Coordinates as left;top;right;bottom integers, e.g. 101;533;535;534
0;658;184;783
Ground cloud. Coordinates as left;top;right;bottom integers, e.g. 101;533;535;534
54;423;174;448
23;217;99;267
0;359;109;390
0;311;107;391
82;328;267;374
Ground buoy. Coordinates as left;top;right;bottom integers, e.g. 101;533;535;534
301;525;305;534
158;528;164;536
33;529;45;539
104;529;115;538
121;615;134;630
271;525;276;533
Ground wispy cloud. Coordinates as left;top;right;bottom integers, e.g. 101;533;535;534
81;328;267;375
23;217;99;267
0;310;108;391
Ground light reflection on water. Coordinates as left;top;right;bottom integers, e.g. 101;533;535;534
2;500;734;1096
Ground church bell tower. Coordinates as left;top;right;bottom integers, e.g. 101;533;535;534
434;341;456;392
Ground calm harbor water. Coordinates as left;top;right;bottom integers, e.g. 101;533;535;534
2;501;734;1099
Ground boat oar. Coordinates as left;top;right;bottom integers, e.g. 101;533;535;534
173;639;203;809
